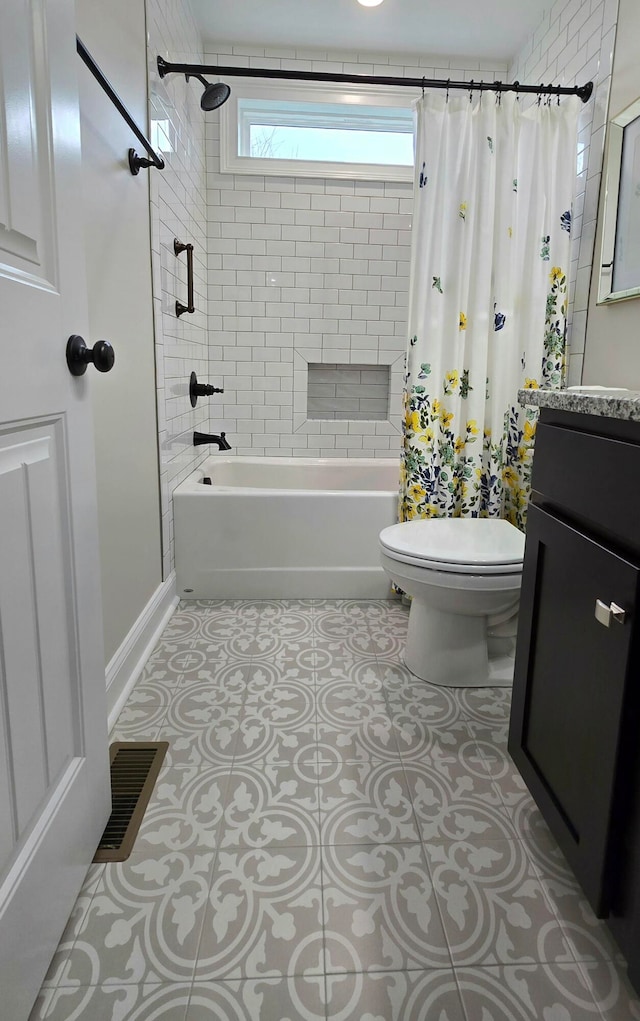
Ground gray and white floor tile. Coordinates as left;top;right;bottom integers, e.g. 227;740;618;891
30;597;640;1020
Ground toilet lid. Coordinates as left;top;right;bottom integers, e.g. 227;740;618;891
379;518;525;574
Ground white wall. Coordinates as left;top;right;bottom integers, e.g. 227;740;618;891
508;0;619;387
582;0;640;388
146;0;210;576
76;0;163;665
204;45;508;457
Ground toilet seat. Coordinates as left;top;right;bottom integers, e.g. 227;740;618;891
379;519;525;575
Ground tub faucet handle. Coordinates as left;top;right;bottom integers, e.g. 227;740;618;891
189;371;224;407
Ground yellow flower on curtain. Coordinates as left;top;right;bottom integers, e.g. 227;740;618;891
439;406;454;428
502;466;519;487
409;483;425;502
406;409;421;432
550;266;563;282
459;312;467;331
523;420;536;441
466;419;478;437
523;378;539;389
444;370;459;393
419;427;434;444
504;483;527;527
454;436;466;454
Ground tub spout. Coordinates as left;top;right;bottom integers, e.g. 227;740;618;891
193;430;232;450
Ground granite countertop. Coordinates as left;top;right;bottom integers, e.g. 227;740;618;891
517;387;640;422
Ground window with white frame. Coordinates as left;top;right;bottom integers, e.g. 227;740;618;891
220;81;416;181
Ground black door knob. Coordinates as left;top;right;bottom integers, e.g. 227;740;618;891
66;335;115;376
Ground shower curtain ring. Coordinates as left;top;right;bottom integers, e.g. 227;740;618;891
495;81;502;105
469;79;474;102
514;80;520;102
446;79;450;103
421;76;425;98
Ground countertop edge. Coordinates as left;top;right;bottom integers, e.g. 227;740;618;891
517;388;640;422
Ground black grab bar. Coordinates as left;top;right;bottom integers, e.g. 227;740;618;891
174;239;195;316
76;36;165;176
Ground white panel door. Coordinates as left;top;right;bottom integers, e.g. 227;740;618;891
0;0;111;1017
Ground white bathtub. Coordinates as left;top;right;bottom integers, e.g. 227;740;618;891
173;456;400;599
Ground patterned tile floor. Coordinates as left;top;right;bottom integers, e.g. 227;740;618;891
30;599;640;1020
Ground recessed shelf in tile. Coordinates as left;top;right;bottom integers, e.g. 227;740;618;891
307;363;390;420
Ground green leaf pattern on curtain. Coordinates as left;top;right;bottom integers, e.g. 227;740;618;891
401;93;580;532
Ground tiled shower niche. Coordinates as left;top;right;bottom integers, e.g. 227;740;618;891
307;363;390;420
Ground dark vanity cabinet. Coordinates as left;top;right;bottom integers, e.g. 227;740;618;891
508;406;640;987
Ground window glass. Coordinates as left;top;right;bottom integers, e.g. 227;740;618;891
239;98;414;166
220;83;416;180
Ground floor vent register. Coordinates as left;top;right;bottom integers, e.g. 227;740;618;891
93;742;168;862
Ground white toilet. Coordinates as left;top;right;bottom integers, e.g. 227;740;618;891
379;518;525;688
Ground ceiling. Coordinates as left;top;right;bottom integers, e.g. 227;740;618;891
190;0;549;63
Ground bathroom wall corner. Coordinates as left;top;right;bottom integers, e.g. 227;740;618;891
146;0;210;574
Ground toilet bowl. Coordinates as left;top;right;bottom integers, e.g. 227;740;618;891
379;518;525;687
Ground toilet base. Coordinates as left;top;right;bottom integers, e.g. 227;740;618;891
403;598;515;688
486;635;517;686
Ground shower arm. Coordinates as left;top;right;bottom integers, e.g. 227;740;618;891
157;56;593;104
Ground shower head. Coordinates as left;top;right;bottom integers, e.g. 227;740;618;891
185;72;231;111
200;81;231;111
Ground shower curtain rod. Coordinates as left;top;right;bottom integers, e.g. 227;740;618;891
157;57;593;104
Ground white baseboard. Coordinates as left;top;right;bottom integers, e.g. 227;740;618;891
106;572;179;732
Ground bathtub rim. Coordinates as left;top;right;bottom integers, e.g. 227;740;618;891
175;454;401;497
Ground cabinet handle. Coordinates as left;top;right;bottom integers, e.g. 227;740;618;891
595;599;627;627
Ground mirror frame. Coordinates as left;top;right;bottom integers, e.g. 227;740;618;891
597;96;640;305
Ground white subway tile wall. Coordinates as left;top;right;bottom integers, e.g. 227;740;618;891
508;0;619;386
146;0;209;576
204;44;508;458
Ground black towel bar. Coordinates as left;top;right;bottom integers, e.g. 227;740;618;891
76;36;165;175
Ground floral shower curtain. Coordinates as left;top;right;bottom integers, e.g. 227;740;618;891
401;92;580;530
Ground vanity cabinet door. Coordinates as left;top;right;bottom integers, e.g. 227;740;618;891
509;503;640;917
